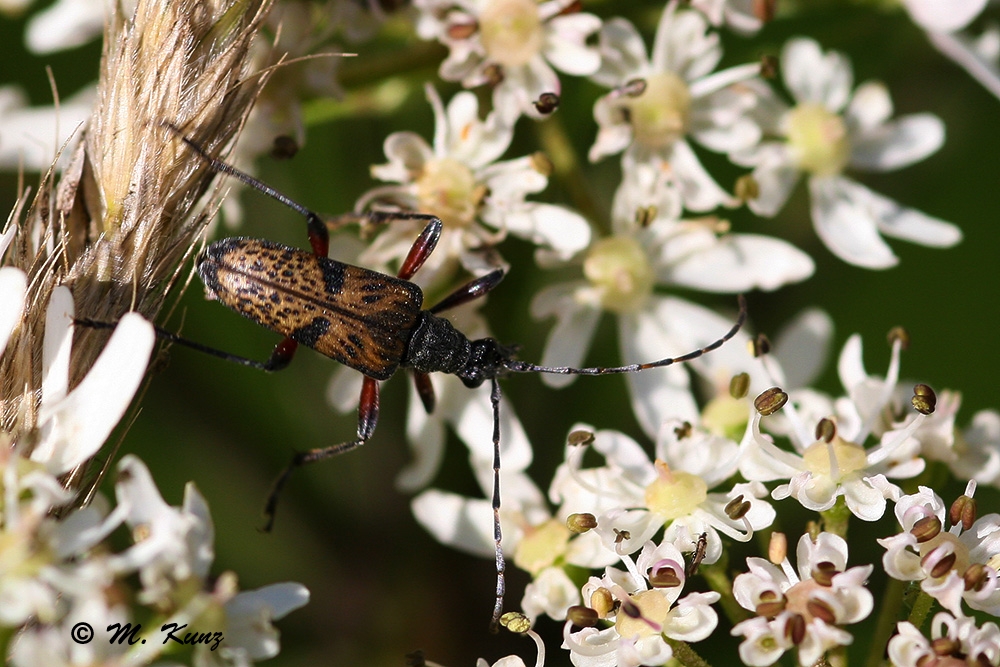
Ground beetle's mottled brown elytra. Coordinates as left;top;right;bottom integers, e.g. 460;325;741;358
197;237;423;380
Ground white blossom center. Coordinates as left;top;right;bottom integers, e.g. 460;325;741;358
615;590;669;638
415;157;482;228
479;0;543;68
583;236;654;314
644;461;708;521
513;518;570;576
802;438;868;481
785;103;850;176
618;72;692;149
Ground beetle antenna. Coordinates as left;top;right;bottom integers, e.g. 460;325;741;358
505;295;748;375
488;377;506;632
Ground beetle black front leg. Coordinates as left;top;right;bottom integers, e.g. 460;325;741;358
263;376;381;531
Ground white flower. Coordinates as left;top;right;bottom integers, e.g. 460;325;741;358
356;85;590;287
549;422;774;564
731;532;874;667
888;612;1000;667
689;0;768;35
951;409;1000;487
903;0;988;33
413;0;601;122
564;540;719;667
741;332;929;521
588;2;763;211
220;581;311;663
531;161;809;437
879;482;1000;617
0;85;95;172
733;37;961;268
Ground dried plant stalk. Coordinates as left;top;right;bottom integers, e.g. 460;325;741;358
1;0;274;471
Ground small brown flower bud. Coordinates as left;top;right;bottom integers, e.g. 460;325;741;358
811;562;840;587
768;532;787;565
755;387;787;416
499;612;531;634
911;515;942;543
730;372;751;399
806;598;837;624
567;513;597;533
912;384;936;415
566;605;599;627
924;550;958;579
786;613;807;644
950;494;977;531
964;563;990;592
725;495;751;520
888;326;910;350
568;430;594;446
591;588;614;617
649;564;682;588
815;418;836;443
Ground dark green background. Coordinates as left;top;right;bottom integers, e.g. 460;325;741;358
3;2;999;665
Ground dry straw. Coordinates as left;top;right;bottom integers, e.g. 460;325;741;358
1;0;274;493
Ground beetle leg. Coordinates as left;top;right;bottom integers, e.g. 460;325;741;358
397;218;443;280
262;376;380;531
429;269;505;314
412;371;436;414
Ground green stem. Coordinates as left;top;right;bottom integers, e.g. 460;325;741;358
666;638;713;667
865;577;908;667
700;562;750;626
820;497;851;539
907;590;936;630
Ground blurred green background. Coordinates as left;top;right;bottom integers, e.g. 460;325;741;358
3;1;1000;665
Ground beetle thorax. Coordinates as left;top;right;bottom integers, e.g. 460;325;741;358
403;312;474;376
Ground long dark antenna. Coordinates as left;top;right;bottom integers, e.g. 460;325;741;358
505;294;747;375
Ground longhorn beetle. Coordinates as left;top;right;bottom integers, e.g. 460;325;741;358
94;128;748;629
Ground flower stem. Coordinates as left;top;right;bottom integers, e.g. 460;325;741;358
864;576;909;667
700;562;750;625
820;497;851;538
666;638;713;667
907;590;936;629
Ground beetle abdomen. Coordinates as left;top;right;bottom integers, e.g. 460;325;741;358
198;237;423;380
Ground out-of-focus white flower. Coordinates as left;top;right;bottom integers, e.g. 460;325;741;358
951;408;1000;486
734;37;961;268
220;581;312;664
903;0;988;33
879;482;1000;617
741;333;929;521
589;2;763;212
563;541;719;667
689;0;768;34
731;532;874;666
413;0;601;122
888;611;1000;667
356;85;590;287
531;161;809;437
0;85;96;172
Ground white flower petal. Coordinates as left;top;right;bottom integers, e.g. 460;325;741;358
850;113;944;171
530;282;601;389
772;308;834;390
591;17;648;87
836;177;962;248
660;140;737;211
544;13;602;76
412;489;495;557
0;267;26;356
25;0;105;54
34;313;154;474
903;0;987;32
225;582;310;660
809;176;899;268
782;38;852;111
652;6;720;83
502;203;591;259
41;286;74;407
661;232;814;292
